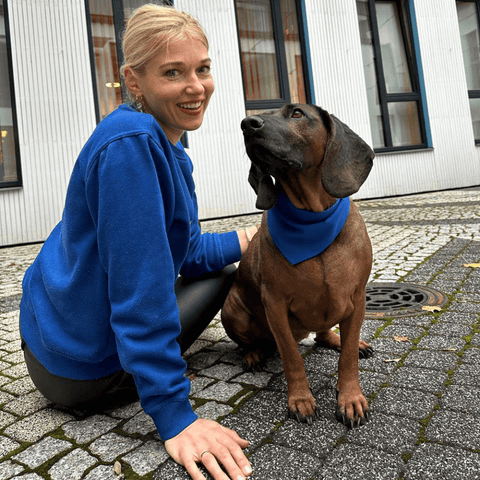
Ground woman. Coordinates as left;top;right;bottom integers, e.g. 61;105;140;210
20;4;255;480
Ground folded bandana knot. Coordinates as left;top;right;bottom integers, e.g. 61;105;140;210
267;192;350;265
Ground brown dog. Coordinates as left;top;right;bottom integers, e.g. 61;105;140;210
221;104;375;428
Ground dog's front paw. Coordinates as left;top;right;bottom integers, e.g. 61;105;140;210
243;350;265;372
287;394;320;425
335;389;371;429
359;343;374;359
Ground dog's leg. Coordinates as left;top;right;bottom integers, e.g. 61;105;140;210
221;289;276;371
335;296;371;428
262;293;318;424
315;329;374;358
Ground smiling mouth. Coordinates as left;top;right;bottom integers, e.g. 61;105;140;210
178;101;203;113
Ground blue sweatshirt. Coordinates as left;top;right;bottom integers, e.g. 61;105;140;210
20;104;241;440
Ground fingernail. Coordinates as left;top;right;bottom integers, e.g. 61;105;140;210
245;465;253;475
237;476;245;480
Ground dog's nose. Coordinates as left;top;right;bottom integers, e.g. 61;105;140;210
241;115;264;134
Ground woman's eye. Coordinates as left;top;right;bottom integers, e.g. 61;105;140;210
165;69;180;78
199;65;211;75
292;108;304;118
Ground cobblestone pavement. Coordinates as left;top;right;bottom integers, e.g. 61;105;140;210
0;187;480;479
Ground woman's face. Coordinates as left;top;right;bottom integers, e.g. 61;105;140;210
127;36;214;144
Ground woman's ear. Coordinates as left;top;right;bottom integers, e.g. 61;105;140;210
123;67;142;97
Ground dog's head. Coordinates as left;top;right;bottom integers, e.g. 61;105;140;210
242;104;375;210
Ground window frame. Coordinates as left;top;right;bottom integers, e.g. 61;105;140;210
0;0;22;189
84;0;126;125
360;0;428;153
234;0;313;112
456;0;480;145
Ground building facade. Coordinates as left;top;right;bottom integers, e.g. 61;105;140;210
1;0;479;246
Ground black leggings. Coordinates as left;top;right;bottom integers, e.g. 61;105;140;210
21;264;236;410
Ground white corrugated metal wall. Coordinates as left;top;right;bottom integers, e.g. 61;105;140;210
0;0;96;246
1;0;479;246
176;0;258;219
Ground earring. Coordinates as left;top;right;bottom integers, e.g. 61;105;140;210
134;95;145;113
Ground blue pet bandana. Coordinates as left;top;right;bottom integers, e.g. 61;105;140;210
267;192;350;265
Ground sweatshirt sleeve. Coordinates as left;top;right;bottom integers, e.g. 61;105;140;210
86;134;197;440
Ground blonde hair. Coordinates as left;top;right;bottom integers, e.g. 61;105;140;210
120;3;209;99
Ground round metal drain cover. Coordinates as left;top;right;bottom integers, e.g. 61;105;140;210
365;283;447;318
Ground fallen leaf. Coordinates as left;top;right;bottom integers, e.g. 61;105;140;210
383;358;401;363
464;263;480;268
441;348;457;352
422;305;442;312
393;336;409;342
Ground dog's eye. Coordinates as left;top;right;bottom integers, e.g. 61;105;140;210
291;108;305;119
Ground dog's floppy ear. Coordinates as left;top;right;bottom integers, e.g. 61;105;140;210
248;163;278;210
319;110;375;198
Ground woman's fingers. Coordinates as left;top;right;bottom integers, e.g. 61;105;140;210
164;419;252;480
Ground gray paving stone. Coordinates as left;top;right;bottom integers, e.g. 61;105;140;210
416;335;465;351
83;465;117;480
2;375;35;395
440;384;480;415
318;443;404;480
194;401;233;420
273;417;345;456
436;311;478;324
122;411;156;435
89;432;142;462
238;389;290;423
48;449;97;480
233;371;273;387
15;474;44;480
453;363;480;386
62;414;120;444
198;363;244;381
371;387;438;420
461;346;480;363
388;366;448;393
4;390;51;416
186;351;223;370
12;436;71;469
220;412;275;453
195;381;243;402
347;412;419;454
123;440;169;476
0;461;24;479
370;336;413;355
426;410;480;449
4;409;73;442
403;349;459;371
0;435;20;458
106;400;142;419
404;443;480;480
248;444;322;480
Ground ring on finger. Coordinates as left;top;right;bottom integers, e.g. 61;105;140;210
200;451;211;460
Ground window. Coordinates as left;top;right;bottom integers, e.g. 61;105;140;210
457;1;480;143
86;0;146;122
357;0;427;151
234;0;311;114
0;0;21;187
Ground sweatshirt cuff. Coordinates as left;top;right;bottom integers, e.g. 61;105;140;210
219;230;242;265
149;398;198;441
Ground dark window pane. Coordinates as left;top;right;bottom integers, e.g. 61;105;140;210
469;97;480;139
236;0;281;101
376;1;413;94
0;0;18;184
280;0;306;103
457;2;480;91
388;101;422;147
357;0;385;148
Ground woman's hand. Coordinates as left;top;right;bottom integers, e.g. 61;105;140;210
237;225;260;255
164;418;253;480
